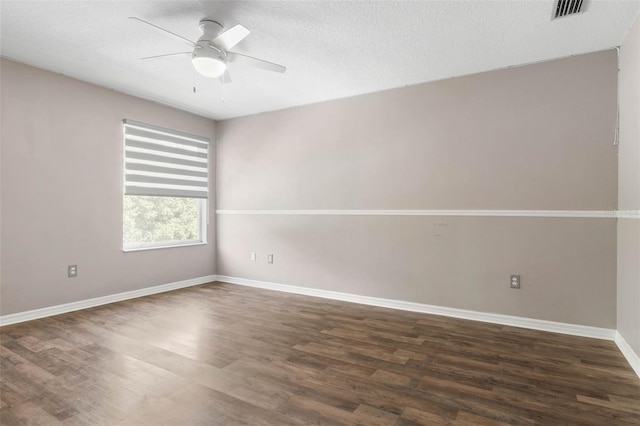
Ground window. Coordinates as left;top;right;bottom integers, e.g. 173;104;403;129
123;120;209;251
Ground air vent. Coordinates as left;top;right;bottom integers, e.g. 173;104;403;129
552;0;585;19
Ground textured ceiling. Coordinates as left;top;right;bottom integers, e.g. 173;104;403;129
2;1;639;120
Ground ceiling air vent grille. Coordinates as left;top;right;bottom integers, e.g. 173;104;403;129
552;0;585;19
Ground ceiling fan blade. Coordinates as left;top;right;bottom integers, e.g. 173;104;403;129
219;70;232;84
141;52;192;60
226;52;286;74
212;24;250;51
129;17;196;47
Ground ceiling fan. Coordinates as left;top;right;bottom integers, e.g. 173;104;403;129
130;17;286;84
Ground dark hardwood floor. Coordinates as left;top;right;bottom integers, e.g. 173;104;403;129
1;281;639;425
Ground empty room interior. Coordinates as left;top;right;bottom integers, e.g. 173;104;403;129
1;0;640;425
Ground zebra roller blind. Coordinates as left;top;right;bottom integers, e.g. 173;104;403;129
123;120;209;199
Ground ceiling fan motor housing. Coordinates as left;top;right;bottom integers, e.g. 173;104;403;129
192;19;227;78
199;19;223;43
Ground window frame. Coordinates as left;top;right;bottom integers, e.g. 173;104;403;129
122;197;208;252
121;119;210;252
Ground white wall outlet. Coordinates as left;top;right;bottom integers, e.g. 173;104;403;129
510;274;520;289
267;254;274;264
68;265;78;278
251;252;256;261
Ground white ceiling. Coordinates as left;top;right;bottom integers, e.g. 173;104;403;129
2;1;639;120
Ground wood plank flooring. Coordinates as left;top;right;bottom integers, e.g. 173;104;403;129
1;281;639;425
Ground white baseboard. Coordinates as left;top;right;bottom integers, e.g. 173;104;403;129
615;331;640;378
3;273;636;378
0;275;218;327
216;275;616;341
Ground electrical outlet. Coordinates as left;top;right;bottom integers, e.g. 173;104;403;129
68;265;78;278
510;274;520;289
267;254;274;264
251;252;256;262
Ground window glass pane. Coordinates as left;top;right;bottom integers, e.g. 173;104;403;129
123;195;201;246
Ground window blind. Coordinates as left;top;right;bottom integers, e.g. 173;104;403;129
123;120;209;199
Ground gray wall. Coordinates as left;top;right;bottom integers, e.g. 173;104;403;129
0;47;626;332
618;14;640;355
0;59;216;315
216;50;619;328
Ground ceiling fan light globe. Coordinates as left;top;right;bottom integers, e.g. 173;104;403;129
192;56;226;78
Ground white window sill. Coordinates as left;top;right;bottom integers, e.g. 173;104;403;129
123;241;207;252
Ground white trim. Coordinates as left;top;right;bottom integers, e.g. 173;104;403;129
123;241;207;252
216;275;616;341
0;275;217;327
215;209;618;219
615;331;640;378
617;210;640;219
